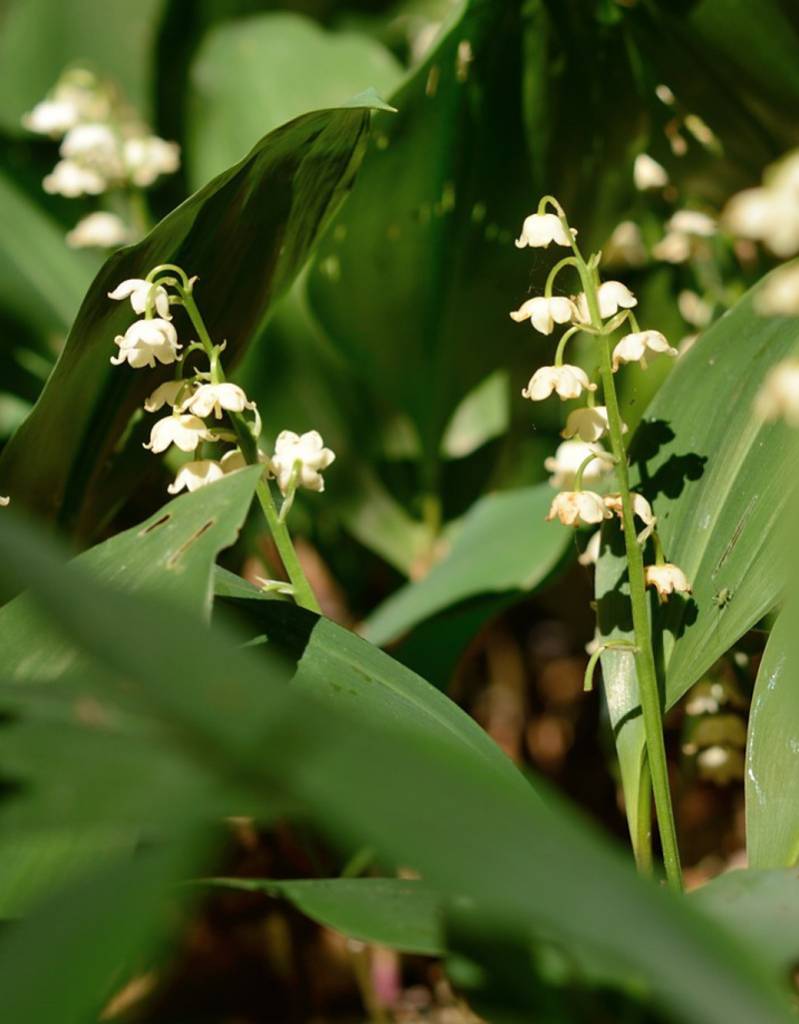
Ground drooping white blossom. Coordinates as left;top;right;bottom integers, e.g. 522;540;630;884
270;430;336;494
510;295;576;335
144;380;188;413
604;492;657;543
578;529;601;566
123;136;180;187
544;440;609;489
111;318;181;369
611;330;677;371
60;122;123;178
603;221;647;269
652;232;692;264
633;153;668;191
66;212;129;249
22;99;81;137
724;151;799;257
753;358;799;426
167;459;225;494
645;562;692;598
522;364;596;402
181;383;254;420
0;496;9;507
561;405;623;443
546;490;612;527
575;281;637;321
43;159;106;197
22;69;109;138
678;290;712;328
754;265;799;317
108;279;171;320
667;210;717;238
515;212;573;249
144;414;217;454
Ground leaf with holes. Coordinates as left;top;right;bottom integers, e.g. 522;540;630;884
596;268;799;854
0;100;381;539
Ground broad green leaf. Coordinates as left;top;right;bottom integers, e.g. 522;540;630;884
363;484;570;646
597;269;799;854
0;171;98;340
0;839;201;1024
746;610;799;868
0;0;166;130
0;102;379;538
440;369;510;459
187;12;402;188
0;469;259;911
692;868;799;973
0;512;795;1024
208;877;444;955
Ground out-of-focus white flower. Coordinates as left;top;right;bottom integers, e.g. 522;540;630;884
0;496;9;507
612;330;677;371
544;440;609;489
546;490;612;527
61;122;122;177
43;159;106;197
66;211;129;249
167;459;225;494
633;153;668;190
522;364;595;402
22;99;80;137
724;151;799;257
604;492;657;543
108;278;171;320
510;295;575;334
144;380;187;413
603;221;647;268
652;231;692;264
655;83;675;105
561;406;622;443
575;281;637;321
753;358;799;426
667;210;716;237
123;135;180;187
270;430;335;494
111;318;181;368
220;448;269;473
678;333;699;357
578;529;601;567
181;383;254;420
645;562;692;598
754;264;799;317
515;212;573;248
144;414;217;454
678;289;712;327
696;745;744;785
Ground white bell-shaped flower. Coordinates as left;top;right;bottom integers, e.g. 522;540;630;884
754;358;799;426
43;159;106;197
0;496;9;507
144;380;188;413
167;459;225;494
510;295;575;335
522;364;595;402
60;123;123;177
515;212;573;248
575;281;637;321
561;405;621;443
111;318;181;369
604;492;657;543
578;530;601;566
108;279;171;320
546;490;612;527
754;265;799;318
612;330;677;371
124;136;180;187
144;414;216;454
270;430;336;494
667;210;716;238
22;99;80;137
544;440;609;489
645;563;692;598
633;154;668;191
66;212;129;249
652;232;692;264
181;383;254;420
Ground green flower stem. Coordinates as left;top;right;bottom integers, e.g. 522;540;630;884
180;290;322;615
554;326;580;366
545;256;580;298
576;258;682;892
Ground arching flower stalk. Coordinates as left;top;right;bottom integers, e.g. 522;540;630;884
108;265;334;613
511;196;689;892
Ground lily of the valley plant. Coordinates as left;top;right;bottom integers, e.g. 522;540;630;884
109;265;334;611
512;200;691;891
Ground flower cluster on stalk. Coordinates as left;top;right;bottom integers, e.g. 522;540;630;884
511;199;691;601
108;266;334;507
22;68;180;249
